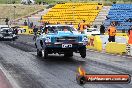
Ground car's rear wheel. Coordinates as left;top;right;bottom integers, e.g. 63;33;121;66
80;47;86;58
64;52;73;57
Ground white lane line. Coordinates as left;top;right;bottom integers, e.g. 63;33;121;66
0;64;21;88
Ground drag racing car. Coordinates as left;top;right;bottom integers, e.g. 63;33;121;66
0;27;17;41
35;25;88;59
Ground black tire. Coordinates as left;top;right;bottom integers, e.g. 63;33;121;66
35;43;37;48
42;49;48;59
12;38;15;41
37;49;42;57
64;52;73;57
80;47;86;58
0;38;2;41
0;37;4;41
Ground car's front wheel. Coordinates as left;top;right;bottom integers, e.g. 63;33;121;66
80;47;86;58
37;49;42;57
12;38;16;41
42;49;48;59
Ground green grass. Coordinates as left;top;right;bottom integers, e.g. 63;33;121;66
0;4;44;23
0;0;20;4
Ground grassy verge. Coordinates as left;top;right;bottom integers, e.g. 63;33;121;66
0;4;44;23
0;0;20;4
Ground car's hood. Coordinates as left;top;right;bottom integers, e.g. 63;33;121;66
57;31;80;36
47;31;81;37
38;31;86;40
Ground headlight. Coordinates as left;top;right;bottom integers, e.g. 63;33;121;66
82;36;88;42
45;37;51;43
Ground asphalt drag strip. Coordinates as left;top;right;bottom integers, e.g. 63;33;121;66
0;35;132;88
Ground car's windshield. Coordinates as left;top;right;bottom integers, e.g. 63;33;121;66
44;26;75;33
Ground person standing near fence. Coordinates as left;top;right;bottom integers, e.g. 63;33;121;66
30;22;33;28
78;20;86;33
33;25;38;40
14;27;18;35
107;21;117;42
24;20;27;26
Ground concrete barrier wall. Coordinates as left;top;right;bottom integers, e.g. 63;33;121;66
18;26;39;35
100;35;128;49
104;35;128;55
105;42;126;55
87;35;129;55
116;33;127;36
105;33;127;36
19;26;42;35
86;35;102;51
18;26;32;35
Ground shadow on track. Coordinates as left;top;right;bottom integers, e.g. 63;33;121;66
35;54;86;66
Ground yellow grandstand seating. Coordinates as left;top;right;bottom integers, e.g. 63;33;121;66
41;3;103;28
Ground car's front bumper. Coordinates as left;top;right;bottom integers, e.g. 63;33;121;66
45;42;86;48
44;42;86;54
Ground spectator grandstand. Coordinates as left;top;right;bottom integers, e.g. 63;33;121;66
11;2;132;32
104;4;132;31
41;3;103;28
